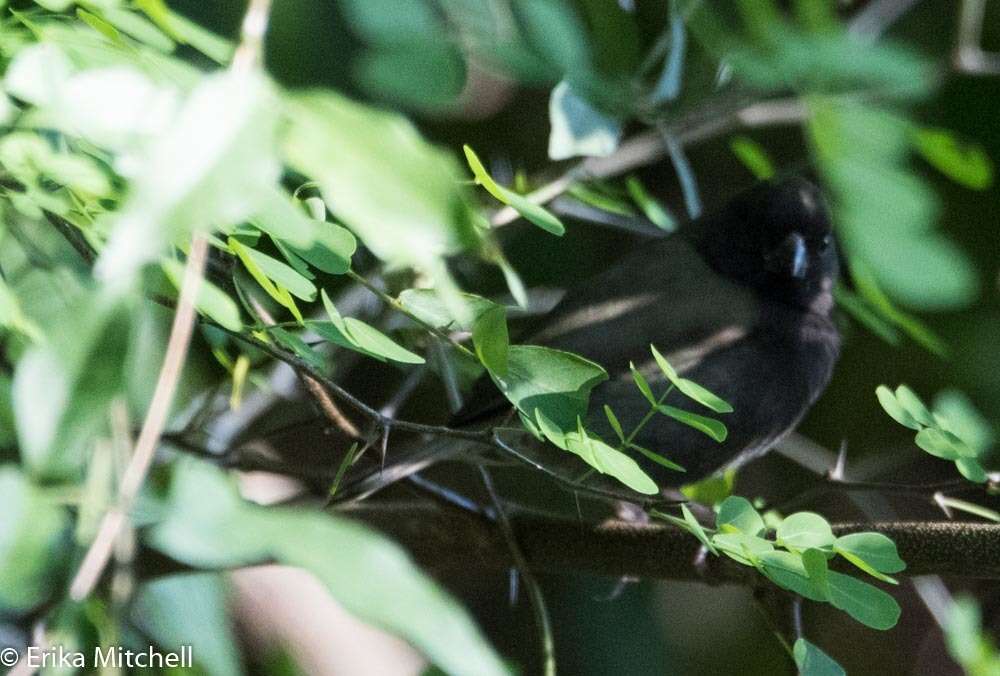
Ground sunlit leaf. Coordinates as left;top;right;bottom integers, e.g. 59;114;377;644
463;145;565;236
777;512;835;552
912;127;993;190
716;496;765;537
658;405;728;442
494;345;607;430
729;135;775;179
650;344;733;413
162;259;242;331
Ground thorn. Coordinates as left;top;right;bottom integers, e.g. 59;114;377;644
693;543;710;580
379;426;390;472
933;491;954;519
830;439;848;481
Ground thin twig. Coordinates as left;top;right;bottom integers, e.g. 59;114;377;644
488;96;807;229
479;467;556;676
69;234;209;600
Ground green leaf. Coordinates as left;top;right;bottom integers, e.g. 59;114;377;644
604;405;625;442
793;638;846;676
289;221;357;275
658;405;728;443
493;345;607;431
680;470;735;506
934;389;995;455
826;570;901;630
912;127;993;190
321;289;352;336
729;135;775;179
148;460;509;676
564;430;658;495
397;289;499;332
283;91;477;322
894;385;935;427
162;259;242;331
472;305;509;376
713;532;775;566
250;187;319;249
802;548;831;595
944;596;1000;674
0;277;43;342
312;322;409;365
876;385;921;431
834;532;906;576
313;291;424;364
231;243;317;302
4;42;73;107
630;362;658;407
132;574;242;676
955;457;989;484
77;8;124;44
463;145;565;236
13;297;129;477
777;512;835;551
152;5;233;63
628;442;685;473
716;496;765;536
915;428;962;460
547;80;622;160
346;318;425;364
0;467;70;612
680;504;717;554
271;328;326;371
229;238;302;321
625;176;676;232
101;7;176;52
759;551;829;602
834;553;895;586
809;99;978;311
534;411;657;495
650;344;733;413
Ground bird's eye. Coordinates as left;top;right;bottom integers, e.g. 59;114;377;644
818;234;832;252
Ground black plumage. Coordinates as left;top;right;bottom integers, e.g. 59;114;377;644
454;176;840;483
341;177;841;499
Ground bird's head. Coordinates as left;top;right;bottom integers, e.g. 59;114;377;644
686;177;838;313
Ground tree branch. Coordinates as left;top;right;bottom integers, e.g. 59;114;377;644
345;502;1000;581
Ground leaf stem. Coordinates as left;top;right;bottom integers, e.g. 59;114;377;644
624;384;675;446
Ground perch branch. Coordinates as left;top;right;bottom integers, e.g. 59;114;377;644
344;502;1000;581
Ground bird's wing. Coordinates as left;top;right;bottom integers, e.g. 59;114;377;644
453;235;761;425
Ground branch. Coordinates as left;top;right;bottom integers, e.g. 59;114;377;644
345;502;1000;581
69;234;209;600
489;96;807;227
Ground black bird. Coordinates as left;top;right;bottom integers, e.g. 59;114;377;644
346;177;841;498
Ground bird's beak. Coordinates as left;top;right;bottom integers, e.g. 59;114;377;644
766;232;809;279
